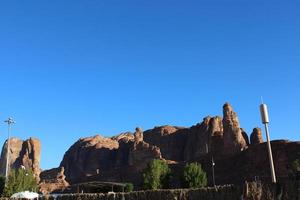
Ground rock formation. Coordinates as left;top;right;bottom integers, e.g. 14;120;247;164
184;116;223;161
39;167;69;194
143;125;187;161
0;137;41;180
59;135;119;184
250;128;264;145
134;127;143;143
128;127;162;169
222;103;248;155
40;102;300;193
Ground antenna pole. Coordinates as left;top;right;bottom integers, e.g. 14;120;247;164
260;103;276;183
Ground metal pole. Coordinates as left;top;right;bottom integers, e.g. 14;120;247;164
260;103;276;183
264;123;276;183
4;117;15;182
5;123;11;180
212;156;216;187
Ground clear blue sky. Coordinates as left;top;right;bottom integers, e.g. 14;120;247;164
0;1;299;170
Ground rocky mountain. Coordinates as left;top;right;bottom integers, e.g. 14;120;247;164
3;103;299;194
49;102;299;191
0;137;41;180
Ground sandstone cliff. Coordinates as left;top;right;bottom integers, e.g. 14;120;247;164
223;103;248;155
39;167;69;194
0;137;41;179
40;102;300;193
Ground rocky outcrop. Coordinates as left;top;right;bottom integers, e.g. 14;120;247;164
40;102;300;194
143;126;188;161
250;128;264;145
128;128;162;170
60;135;119;183
184;116;223;161
222;103;248;155
60;129;163;184
0;137;41;180
39;167;69;194
134;127;143;143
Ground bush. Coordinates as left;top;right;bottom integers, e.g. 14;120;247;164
181;162;207;188
292;159;300;172
0;175;5;195
124;182;134;192
142;159;171;190
4;168;38;197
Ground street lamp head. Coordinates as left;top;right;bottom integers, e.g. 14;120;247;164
4;117;15;125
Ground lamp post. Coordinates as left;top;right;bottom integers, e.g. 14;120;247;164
4;117;15;180
206;143;216;187
259;103;276;183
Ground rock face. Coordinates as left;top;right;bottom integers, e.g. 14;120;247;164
184;116;223;161
0;137;41;180
250;128;264;145
39;167;69;194
41;102;300;193
128;128;162;170
60;135;119;184
143;126;187;161
222;103;248;155
60;129;163;184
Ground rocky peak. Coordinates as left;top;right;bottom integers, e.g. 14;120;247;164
111;132;134;143
250;128;264;145
0;137;41;180
134;127;143;143
80;135;119;149
184;116;224;160
222;103;248;155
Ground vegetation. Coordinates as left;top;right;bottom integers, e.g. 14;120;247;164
181;162;207;188
0;175;5;195
124;182;134;192
142;159;171;190
292;158;300;172
4;168;38;197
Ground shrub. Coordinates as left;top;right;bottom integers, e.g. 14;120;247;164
0;175;5;195
124;182;134;192
292;159;300;172
181;162;207;188
142;159;171;190
4;168;38;197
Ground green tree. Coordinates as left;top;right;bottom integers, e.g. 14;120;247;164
292;159;300;172
0;175;5;195
4;168;38;197
124;182;134;192
142;159;171;190
181;162;207;188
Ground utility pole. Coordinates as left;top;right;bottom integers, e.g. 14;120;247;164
260;103;276;183
206;143;216;187
212;155;216;187
4;117;15;181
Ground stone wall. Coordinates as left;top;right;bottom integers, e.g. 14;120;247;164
2;181;300;200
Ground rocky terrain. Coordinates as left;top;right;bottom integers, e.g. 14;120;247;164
1;103;300;194
0;137;41;180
